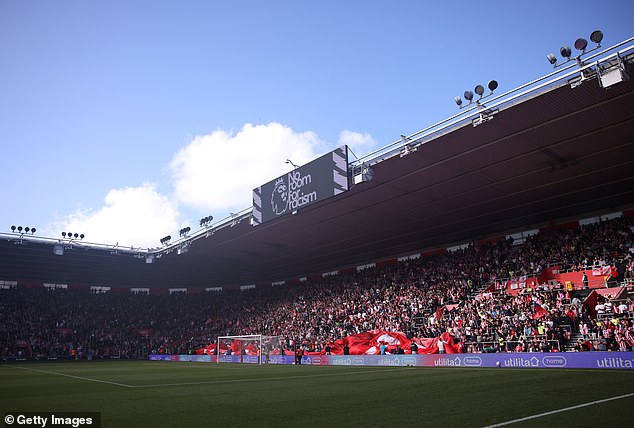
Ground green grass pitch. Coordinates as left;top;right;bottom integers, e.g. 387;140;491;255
1;361;633;427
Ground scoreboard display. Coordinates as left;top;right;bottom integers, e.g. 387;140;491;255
252;146;348;225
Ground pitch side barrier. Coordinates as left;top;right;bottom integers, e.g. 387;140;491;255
149;352;634;370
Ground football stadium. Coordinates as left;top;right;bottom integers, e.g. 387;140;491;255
2;17;634;428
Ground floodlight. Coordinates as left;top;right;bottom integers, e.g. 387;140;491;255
17;226;23;232
11;225;16;232
25;227;30;233
200;215;214;227
590;30;603;44
574;38;588;51
62;232;66;237
546;30;604;71
560;46;572;58
456;80;497;108
80;234;84;239
31;228;36;234
74;233;79;239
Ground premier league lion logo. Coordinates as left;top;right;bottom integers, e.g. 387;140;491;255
271;178;288;215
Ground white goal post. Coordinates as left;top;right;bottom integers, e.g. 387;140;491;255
216;334;283;365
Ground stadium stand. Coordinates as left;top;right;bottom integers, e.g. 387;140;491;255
2;215;632;361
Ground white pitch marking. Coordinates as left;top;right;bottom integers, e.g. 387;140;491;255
8;365;134;388
482;392;634;427
132;366;410;388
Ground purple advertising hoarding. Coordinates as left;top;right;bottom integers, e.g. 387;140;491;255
150;352;634;369
299;352;634;369
217;355;260;364
149;354;216;363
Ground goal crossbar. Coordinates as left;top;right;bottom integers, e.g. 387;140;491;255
216;334;281;365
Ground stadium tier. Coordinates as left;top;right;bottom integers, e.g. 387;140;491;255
1;215;633;363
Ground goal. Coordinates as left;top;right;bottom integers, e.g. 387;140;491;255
216;335;283;364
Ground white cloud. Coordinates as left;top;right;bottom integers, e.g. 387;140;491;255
50;183;180;249
169;122;326;212
338;130;379;159
44;123;365;248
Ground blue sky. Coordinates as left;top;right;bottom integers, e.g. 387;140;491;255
1;1;632;248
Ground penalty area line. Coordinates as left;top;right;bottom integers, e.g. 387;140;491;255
7;365;134;388
482;392;634;427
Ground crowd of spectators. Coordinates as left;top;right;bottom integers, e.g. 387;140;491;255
1;216;633;361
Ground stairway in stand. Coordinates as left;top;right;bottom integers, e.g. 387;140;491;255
564;332;585;351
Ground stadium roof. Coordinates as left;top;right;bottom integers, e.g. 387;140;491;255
2;42;634;289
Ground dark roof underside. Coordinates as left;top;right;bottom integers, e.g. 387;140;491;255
2;71;634;288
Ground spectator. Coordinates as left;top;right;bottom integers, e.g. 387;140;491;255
1;215;632;359
379;342;387;355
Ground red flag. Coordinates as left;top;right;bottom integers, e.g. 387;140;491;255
412;331;460;354
435;306;445;321
532;304;548;319
198;330;462;357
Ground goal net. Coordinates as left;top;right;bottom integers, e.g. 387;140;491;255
216;335;283;364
